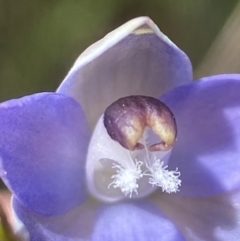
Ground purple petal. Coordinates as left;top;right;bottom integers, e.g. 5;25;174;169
13;197;185;241
57;17;192;129
0;93;90;215
151;188;240;241
160;74;240;196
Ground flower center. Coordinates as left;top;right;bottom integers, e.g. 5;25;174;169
108;144;181;197
86;95;180;202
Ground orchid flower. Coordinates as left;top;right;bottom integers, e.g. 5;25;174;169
0;17;240;241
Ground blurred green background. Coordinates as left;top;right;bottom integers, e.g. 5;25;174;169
0;0;239;102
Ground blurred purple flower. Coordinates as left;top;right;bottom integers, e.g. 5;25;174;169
0;17;240;241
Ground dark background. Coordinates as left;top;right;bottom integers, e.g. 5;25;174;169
0;0;239;101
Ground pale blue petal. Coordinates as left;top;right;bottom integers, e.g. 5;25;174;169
92;201;185;241
151;189;240;241
160;74;240;196
0;93;90;215
57;17;192;128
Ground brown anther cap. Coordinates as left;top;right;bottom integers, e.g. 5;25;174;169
103;96;177;152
